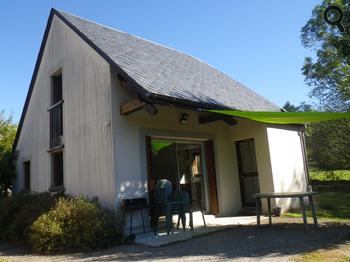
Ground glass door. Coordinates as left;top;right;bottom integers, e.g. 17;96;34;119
150;138;206;211
176;143;205;211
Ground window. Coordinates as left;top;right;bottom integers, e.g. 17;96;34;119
52;152;63;187
52;74;62;105
23;161;30;190
49;72;63;148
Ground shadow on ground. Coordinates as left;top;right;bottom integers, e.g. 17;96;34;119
1;220;350;261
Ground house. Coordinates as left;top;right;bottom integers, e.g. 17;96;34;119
13;9;308;224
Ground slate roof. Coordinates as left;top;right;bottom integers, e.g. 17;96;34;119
13;9;282;151
55;9;281;111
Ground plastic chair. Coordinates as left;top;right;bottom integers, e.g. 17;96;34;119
153;179;186;235
175;190;206;229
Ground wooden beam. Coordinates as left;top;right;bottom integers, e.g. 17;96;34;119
198;114;223;124
199;114;237;126
223;117;238;126
120;98;146;115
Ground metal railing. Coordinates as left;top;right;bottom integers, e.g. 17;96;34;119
49;101;63;148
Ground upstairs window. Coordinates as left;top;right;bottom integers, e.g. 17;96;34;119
49;71;63;149
52;74;62;105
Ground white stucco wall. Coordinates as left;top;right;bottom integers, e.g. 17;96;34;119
110;73;242;217
230;120;308;212
266;127;307;211
230;119;276;195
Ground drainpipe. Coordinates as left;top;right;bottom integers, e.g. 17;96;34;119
299;125;311;192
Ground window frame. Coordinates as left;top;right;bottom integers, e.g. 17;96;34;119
23;160;31;191
51;151;64;188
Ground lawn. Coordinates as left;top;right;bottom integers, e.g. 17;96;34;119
284;188;350;220
309;169;350;181
284;187;350;261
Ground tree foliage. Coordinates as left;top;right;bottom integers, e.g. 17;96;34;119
307;119;350;171
300;1;350;173
0;111;17;196
301;0;350;110
282;101;313;112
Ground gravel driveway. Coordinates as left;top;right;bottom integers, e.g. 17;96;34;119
0;218;349;262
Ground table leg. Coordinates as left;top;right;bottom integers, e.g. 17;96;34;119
201;210;206;227
140;209;146;233
190;210;194;230
130;210;133;235
256;197;260;226
299;197;308;231
267;197;272;225
309;195;318;226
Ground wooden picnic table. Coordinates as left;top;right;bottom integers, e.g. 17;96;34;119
252;192;318;231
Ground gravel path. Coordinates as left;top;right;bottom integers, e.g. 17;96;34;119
0;218;349;262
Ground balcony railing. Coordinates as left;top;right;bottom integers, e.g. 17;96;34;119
49;100;63;149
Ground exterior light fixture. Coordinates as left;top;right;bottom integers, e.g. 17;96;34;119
179;113;189;124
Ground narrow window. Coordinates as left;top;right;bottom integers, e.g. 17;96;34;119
52;74;62;105
49;72;63;148
23;161;30;190
52;152;63;187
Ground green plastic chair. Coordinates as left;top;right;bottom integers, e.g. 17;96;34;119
153;179;186;235
175;190;207;229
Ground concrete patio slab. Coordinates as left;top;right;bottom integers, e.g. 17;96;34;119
135;214;267;247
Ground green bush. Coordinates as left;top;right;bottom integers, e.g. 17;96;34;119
0;193;124;253
29;196;123;253
0;192;58;243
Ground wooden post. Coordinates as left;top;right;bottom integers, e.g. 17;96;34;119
120;98;146;115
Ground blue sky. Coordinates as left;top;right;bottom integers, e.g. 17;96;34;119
1;0;320;122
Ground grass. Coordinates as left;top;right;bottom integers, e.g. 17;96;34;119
284;189;350;220
295;235;350;262
309;169;350;181
296;249;350;262
286;189;350;261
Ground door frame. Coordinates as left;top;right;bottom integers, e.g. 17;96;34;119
145;136;215;213
235;138;259;207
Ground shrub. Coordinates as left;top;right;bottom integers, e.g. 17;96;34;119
29;196;123;253
0;192;58;243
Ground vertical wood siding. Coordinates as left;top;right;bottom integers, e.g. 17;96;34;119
15;17;115;209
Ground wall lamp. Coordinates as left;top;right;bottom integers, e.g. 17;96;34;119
179;113;189;124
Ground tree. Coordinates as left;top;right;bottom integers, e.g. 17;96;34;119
307;119;350;172
283;101;298;112
282;101;313;112
301;0;350;110
301;1;350;174
0;111;17;196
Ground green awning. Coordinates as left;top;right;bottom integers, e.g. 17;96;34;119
151;141;173;152
208;110;350;124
